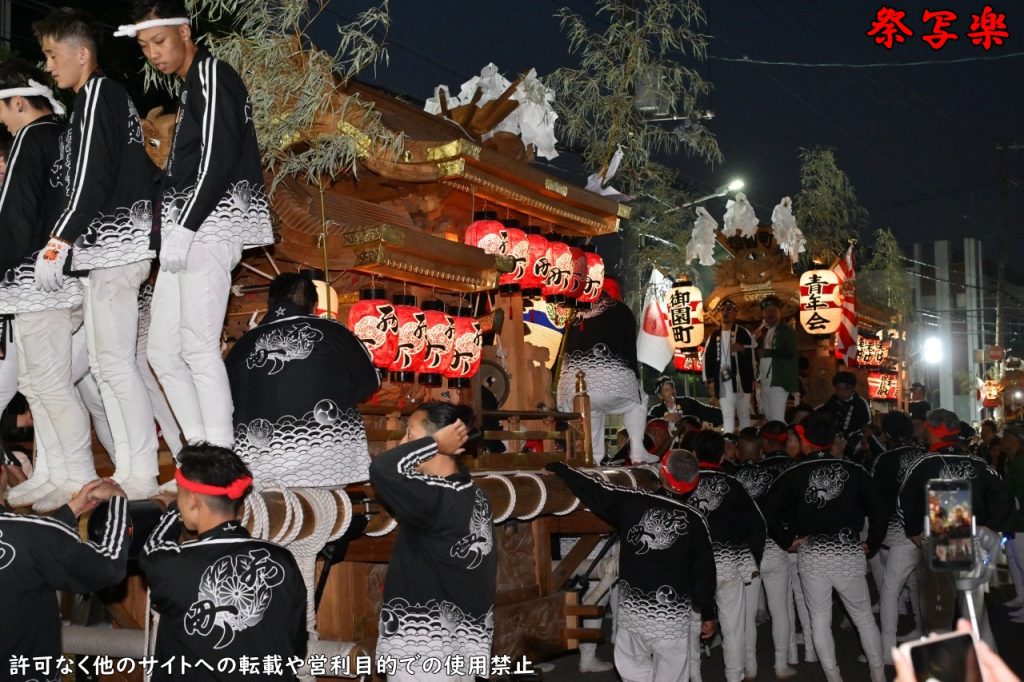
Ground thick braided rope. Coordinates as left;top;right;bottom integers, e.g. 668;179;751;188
241;487;270;540
262;481;303;546
284;488;338;635
513;472;548;520
327;488;353;542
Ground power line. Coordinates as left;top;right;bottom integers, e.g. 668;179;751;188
709;52;1024;68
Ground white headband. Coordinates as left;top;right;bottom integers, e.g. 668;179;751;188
113;17;189;38
0;79;65;116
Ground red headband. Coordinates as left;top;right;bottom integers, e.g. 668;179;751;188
925;421;960;451
175;468;253;500
761;431;788;444
602;277;622;302
661;452;700;495
794;424;831;451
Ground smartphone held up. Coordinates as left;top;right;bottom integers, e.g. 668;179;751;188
924;479;975;572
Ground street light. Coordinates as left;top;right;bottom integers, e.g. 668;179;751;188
680;178;745;208
923;336;944;364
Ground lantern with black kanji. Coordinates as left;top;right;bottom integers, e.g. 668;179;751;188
799;269;843;335
521;227;550;296
666;279;704;350
388;294;427;383
418;299;455;387
464;210;508;257
498;219;529;292
444;305;482;388
542;236;572;302
348;288;399;368
563;238;588;303
578;249;605;305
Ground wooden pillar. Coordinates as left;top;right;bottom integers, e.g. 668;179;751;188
496;290;530;411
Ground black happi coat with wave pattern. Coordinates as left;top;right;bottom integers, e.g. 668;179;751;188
51;73;156;271
369;438;497;677
549;462;717;636
760;452;886;576
898;445;1014;537
226;306;380;487
0;497;129;682
0;115;82;314
162;47;272;248
684;464;766;582
140;512;307;681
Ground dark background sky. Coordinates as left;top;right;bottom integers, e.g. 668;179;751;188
9;0;1023;257
313;0;1024;257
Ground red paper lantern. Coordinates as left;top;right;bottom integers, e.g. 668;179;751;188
348;288;399;369
578;251;605;304
564;239;587;300
521;228;550;295
498;219;529;291
388;295;427;383
464;210;508;257
418;300;455;387
542;236;572;301
445;306;482;388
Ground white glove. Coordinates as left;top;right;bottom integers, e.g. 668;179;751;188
160;222;195;274
34;238;70;292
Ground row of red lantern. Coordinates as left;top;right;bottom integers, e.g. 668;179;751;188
464;211;605;303
348;290;482;387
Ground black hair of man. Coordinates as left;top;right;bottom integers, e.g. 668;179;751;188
663;449;699;485
832;371;857;388
803;410;837;448
880;411;914;443
760;294;781;309
32;7;102;53
926;408;961;433
130;0;190;23
418;401;475;434
980;419;998;433
0;59;53;112
679;415;702;429
267;272;316;314
692;429;725;464
760;420;788;439
738;426;759;439
177;442;252;514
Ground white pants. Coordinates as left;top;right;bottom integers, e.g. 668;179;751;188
788;554;816;661
137;315;182;456
761;548;793;670
880;543;922;655
801;571;884;676
762;385;788;423
1007;534;1024;599
0;318;18;418
615;624;691;682
742;577;762;677
148;241;241;448
714;574;748;682
591;397;647;463
15;308;95;484
719;383;751;434
84;262;158;483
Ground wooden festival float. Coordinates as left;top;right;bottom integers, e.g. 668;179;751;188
65;74;658;680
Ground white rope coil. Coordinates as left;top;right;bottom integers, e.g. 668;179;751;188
328;488;353;542
513;472;547;520
478;474;517;523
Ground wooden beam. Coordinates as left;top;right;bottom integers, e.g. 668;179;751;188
550;535;601;592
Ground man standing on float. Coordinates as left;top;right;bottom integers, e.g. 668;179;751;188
118;0;273;450
34;9;158;504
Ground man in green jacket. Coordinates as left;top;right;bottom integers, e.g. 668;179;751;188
756;296;798;423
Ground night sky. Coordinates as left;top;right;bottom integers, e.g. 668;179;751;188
313;0;1024;255
8;0;1022;255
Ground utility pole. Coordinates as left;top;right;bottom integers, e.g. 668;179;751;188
994;142;1023;348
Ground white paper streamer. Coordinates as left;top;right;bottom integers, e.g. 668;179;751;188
770;196;806;263
722;191;758;238
685;207;719;266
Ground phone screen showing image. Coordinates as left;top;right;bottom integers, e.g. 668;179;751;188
909;632;983;682
926;480;974;571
